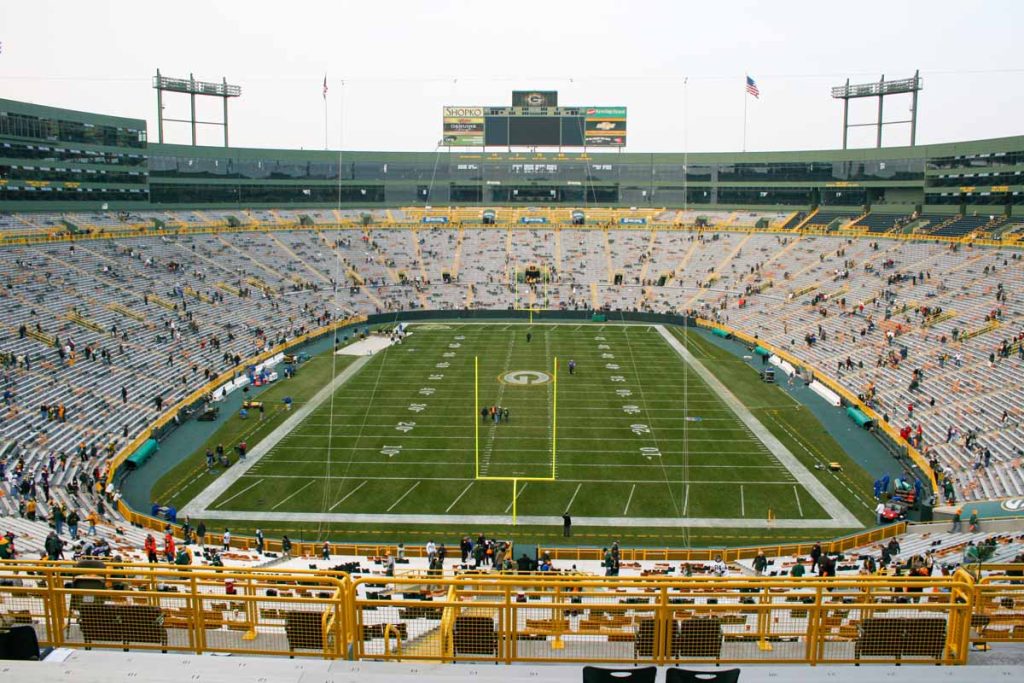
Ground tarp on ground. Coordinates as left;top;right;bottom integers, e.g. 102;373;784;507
125;438;159;469
846;406;874;428
810;380;842;407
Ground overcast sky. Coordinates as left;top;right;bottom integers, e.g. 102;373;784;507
1;0;1022;153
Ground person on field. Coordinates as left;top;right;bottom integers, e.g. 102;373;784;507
562;512;572;537
568;359;576;375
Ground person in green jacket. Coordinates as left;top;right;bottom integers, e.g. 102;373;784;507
790;562;806;578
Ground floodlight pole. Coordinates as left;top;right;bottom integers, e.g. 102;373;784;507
910;70;919;146
190;73;198;146
153;70;242;147
876;74;885;148
831;71;921;149
156;69;165;144
224;77;231;147
840;79;849;150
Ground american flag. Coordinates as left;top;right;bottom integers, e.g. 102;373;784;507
746;75;760;98
323;75;328;100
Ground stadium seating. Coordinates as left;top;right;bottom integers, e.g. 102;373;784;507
850;213;910;233
0;215;1022;539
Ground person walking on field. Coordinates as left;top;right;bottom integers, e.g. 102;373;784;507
562;512;572;537
568;359;576;375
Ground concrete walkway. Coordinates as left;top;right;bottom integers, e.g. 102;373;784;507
655;325;862;529
181;354;373;516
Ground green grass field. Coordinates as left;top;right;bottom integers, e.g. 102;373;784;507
161;322;876;545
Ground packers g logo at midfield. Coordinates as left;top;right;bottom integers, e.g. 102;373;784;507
1001;498;1024;513
499;370;551;386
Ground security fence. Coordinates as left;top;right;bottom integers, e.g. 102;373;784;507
970;564;1024;647
0;560;1014;664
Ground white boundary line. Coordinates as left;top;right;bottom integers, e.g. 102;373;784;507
329;481;367;511
213;480;261;508
387;482;421;512
271;480;315;511
654;325;861;528
565;483;583;512
445;482;475;512
623;484;637;515
181;354;373;516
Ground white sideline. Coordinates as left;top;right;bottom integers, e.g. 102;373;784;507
181;355;373;516
655;325;862;528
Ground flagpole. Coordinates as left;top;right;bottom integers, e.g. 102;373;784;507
742;82;748;153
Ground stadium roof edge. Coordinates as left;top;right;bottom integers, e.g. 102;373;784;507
150;133;1024;163
0;96;146;130
2;95;1020;162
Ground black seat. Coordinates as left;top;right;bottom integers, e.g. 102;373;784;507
666;668;741;683
582;665;657;683
0;625;41;660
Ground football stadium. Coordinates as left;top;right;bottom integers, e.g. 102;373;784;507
0;2;1023;680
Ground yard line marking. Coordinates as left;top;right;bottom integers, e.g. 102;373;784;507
740;485;745;517
504;482;528;513
622;323;681;517
683;484;690;516
214;479;262;508
565;483;583;512
271;480;316;511
446;481;475;512
387;481;421;512
793;485;804;517
328;481;367;511
623;484;637;515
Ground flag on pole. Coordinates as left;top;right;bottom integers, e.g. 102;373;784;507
745;75;760;99
323;75;328;100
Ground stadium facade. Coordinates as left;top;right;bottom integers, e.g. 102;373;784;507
2;96;1022;212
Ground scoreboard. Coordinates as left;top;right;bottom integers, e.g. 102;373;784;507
442;95;626;148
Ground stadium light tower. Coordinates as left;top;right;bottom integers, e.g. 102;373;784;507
831;71;922;149
153;69;242;146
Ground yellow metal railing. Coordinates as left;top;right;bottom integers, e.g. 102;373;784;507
0;560;1013;664
349;572;975;665
971;565;1024;645
1;217;1021;250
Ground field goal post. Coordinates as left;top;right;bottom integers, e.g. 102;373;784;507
474;355;558;524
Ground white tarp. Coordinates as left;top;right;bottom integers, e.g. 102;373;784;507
769;354;796;377
809;380;842;407
211;352;285;401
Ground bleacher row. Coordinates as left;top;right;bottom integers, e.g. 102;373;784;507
0;223;1022;536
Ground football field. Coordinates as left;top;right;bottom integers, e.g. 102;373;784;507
180;323;861;531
